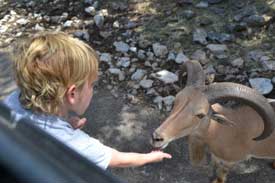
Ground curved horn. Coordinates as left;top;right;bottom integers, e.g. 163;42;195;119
183;60;205;89
204;82;275;141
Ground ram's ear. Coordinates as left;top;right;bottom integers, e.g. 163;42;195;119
211;112;235;127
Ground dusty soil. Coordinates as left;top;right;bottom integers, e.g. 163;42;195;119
84;85;275;183
1;51;275;183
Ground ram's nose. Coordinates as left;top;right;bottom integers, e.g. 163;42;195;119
151;131;165;148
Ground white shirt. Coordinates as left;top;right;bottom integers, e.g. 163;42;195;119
3;91;112;170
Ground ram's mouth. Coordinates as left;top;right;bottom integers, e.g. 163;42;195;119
152;142;170;150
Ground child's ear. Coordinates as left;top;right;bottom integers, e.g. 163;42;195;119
66;85;77;104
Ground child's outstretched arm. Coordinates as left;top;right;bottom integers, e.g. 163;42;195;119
108;148;172;168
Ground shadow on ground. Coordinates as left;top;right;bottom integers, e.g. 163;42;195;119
84;87;275;183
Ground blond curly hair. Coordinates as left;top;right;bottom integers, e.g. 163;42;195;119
13;32;98;115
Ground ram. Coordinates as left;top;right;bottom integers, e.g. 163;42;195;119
151;60;275;183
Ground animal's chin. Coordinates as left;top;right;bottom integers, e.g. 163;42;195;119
153;142;170;150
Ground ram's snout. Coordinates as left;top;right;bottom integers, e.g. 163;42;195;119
151;131;170;150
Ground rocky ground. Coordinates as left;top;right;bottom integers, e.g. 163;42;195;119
0;0;275;182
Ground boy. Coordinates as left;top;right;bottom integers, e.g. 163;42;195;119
3;32;171;170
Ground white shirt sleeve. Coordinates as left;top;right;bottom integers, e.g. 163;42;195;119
61;129;113;170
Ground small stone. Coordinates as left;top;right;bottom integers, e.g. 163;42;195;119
175;52;189;64
16;18;29;25
182;10;195;19
113;41;130;53
152;70;179;84
117;57;130;68
152;43;168;58
100;53;112;63
64;20;73;27
139;79;154;89
85;6;96;15
191;50;207;64
231;58;244;68
153;96;163;110
94;14;104;28
137;50;146;60
167;52;176;61
260;60;275;71
163;96;175;106
196;1;208;8
113;20;120;28
207;44;228;54
249;78;273;95
131;69;146;81
193;28;208;45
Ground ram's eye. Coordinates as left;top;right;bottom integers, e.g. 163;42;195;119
196;113;205;119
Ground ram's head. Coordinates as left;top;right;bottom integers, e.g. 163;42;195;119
151;60;275;150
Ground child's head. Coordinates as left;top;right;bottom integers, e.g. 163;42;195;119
14;31;98;116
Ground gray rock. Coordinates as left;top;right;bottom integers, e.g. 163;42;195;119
130;47;137;53
234;6;256;22
153;96;163;110
272;77;275;84
137;50;146;60
63;20;73;27
193;28;208;45
247;50;265;62
139;79;154;89
73;31;90;42
113;21;120;28
231;57;244;68
206;44;228;54
244;15;271;27
85;6;96;15
100;53;112;63
260;60;275;71
108;68;121;75
249;78;273;95
34;24;45;31
207;32;234;43
152;70;179;84
163;95;175;106
117;57;130;68
146;51;155;61
146;88;158;96
175;52;189;64
182;10;195;19
191;50;207;64
167;52;176;61
94;14;104;28
0;25;8;33
131;69;146;81
163;95;175;111
152;43;168;58
16;18;29;25
196;1;208;8
113;41;130;53
92;1;99;9
138;36;151;49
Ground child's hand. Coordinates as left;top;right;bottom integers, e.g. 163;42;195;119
68;116;87;129
146;150;172;163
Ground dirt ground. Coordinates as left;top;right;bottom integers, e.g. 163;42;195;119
83;85;275;183
0;52;275;182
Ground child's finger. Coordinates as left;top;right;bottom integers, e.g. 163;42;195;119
162;153;172;159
